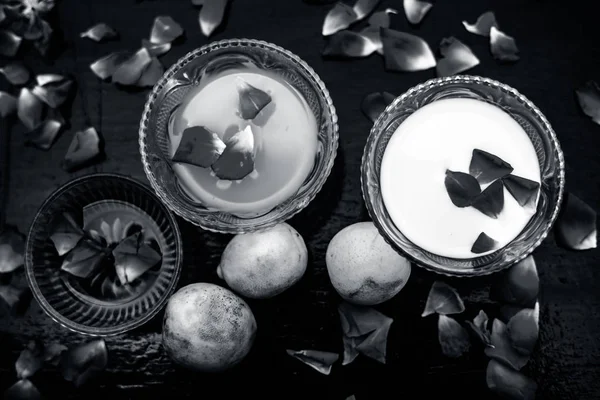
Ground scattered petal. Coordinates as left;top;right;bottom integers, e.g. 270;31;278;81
575;80;600;125
469;148;513;185
466;310;492;347
90;52;132;80
507;303;539;356
484;319;529;370
62;127;102;172
16;340;44;379
490;26;519;62
403;0;432;24
486;359;537;400
490;255;539;308
60;339;108;387
32;78;74;108
352;0;380;20
43;343;68;366
0;91;17;117
322;2;358;36
462;11;498;37
172;126;226;168
141;38;171;57
150;15;184;44
236;78;272;120
0;284;25;311
17;88;45;131
112;48;152;86
113;232;162;285
422;281;465;317
25;119;63;150
212;125;255;180
3;379;42;400
322;30;378;58
286;349;339;375
80;23;118;42
48;211;84;256
471;232;498;254
0;29;22;57
381;28;436;72
471;180;505;219
0;225;25;273
361;91;396;123
503;174;540;210
499;304;524;324
137;57;164;87
342;333;366;365
60;239;106;279
36;74;64;87
367;8;397;28
199;0;229;37
554;192;597;250
32;19;53;57
436;36;480;77
444;169;481;207
438;315;470;358
0;62;30;85
355;317;393;363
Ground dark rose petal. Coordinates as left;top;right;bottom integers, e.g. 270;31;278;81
507;303;539;356
3;379;42;400
367;7;397;28
49;211;85;256
422;280;465;317
322;30;378;58
0;225;25;273
286;349;339;375
471;180;505;219
403;0;432;24
141;38;171;57
112;231;161;285
339;301;392;337
0;62;30;85
62;127;102;172
32;78;74;108
236;78;272;120
490;255;539;307
358;25;383;55
486;359;537;400
198;0;229;37
112;48;152;86
0;91;17;118
0;29;22;57
322;2;358;36
471;232;498;254
381;28;436;72
355;317;393;363
25;119;63;150
32;19;53;56
80;23;118;42
43;343;68;366
469;149;513;185
485;318;530;370
499;304;524;324
462;11;498;37
436;36;480;77
90;52;132;80
502;174;540;210
60;339;108;387
444;170;481;207
172;126;226;168
17;88;45;130
361;91;396;123
60;239;106;279
211;125;255;180
352;0;380;20
438;315;471;358
490;26;519;62
575;80;600;125
342;333;367;365
36;74;64;87
137;57;164;87
16;340;44;379
150;15;184;44
0;284;24;312
466;309;492;346
554;192;597;250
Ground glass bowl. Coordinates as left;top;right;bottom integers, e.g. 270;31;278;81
361;75;565;277
24;173;183;336
139;38;339;234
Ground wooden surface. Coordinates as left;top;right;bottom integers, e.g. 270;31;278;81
1;0;600;399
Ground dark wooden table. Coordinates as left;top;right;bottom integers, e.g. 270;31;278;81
1;0;599;399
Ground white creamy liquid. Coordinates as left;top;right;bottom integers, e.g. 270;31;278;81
380;98;541;259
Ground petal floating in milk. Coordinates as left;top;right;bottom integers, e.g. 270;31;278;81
469;148;513;185
172;126;226;168
403;0;432;25
211;125;256;180
462;11;498;37
80;23;119;42
380;28;437;72
490;26;520;62
436;36;480;77
471;180;505;219
236;78;272;120
322;30;379;58
444;170;481;208
502;174;540;210
471;232;498;254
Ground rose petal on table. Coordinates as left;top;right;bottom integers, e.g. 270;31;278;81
236;77;272;120
355;317;393;363
422;281;465;317
490;255;539;308
322;30;378;58
0;284;24;312
436;36;480;77
80;23;118;42
30;18;53;56
198;0;229;37
286;349;339;375
444;170;481;208
554;192;597;250
339;301;393;337
403;0;432;24
16;340;44;379
502;174;540;210
471;232;498;254
150;15;184;44
17;88;45;131
36;73;65;87
471;180;505;219
485;318;530;370
0;225;25;273
0;91;17;118
43;343;68;366
367;8;397;28
48;211;85;256
507;302;539;356
90;51;132;80
438;315;471;358
575;80;600;125
352;0;380;20
322;2;358;36
358;25;383;55
211;125;256;180
112;47;152;86
380;28;436;72
62;127;102;172
32;78;74;108
466;309;492;347
172;126;226;168
60;239;107;279
486;359;537;400
342;333;365;365
462;11;498;36
469;148;513;185
25;118;63;150
60;339;108;387
3;379;42;400
136;57;164;87
499;304;525;324
0;62;30;86
361;91;396;123
113;231;161;285
490;26;519;62
0;29;22;57
141;38;171;57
